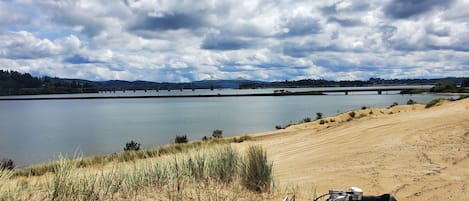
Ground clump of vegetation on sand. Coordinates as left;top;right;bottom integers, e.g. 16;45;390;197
14;136;252;178
1;145;273;201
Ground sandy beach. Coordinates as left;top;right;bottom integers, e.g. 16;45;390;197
237;98;469;200
3;98;468;201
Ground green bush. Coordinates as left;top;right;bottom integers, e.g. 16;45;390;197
430;80;457;92
0;158;15;170
241;146;273;192
232;135;252;143
361;106;367;110
458;94;469;100
407;99;417;105
124;140;141;151
319;119;325;125
50;157;77;200
316;112;323;120
175;135;188;144
303;117;311;122
212;129;223;138
208;146;239;183
425;98;444;108
348;111;356;118
388;102;399;108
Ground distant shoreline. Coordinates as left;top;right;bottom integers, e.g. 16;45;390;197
0;91;324;101
0;86;437;101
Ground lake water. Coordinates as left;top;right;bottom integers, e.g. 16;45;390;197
0;88;454;167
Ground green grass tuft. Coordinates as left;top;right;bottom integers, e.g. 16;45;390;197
425;98;445;108
241;146;273;192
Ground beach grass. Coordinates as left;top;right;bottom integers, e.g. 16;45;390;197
1;144;275;201
14;135;253;178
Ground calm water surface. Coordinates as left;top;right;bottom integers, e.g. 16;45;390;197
0;89;454;166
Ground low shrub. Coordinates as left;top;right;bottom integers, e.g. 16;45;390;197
124;140;141;151
208;146;239;183
241;146;273;192
388;102;399;108
50;157;78;200
175;135;188;144
430;80;457;92
425;98;444;108
359;113;367;118
361;106;367;110
458;94;469;100
407;99;417;105
330;118;336;123
316;112;323;120
212;129;223;138
319;119;325;125
348;111;356;118
303;117;311;122
232;135;251;143
275;122;295;130
0;158;15;170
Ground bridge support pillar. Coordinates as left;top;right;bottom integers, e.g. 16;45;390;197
378;90;382;95
345;91;348;95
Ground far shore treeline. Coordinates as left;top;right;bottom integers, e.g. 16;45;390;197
1;69;468;96
0;70;98;96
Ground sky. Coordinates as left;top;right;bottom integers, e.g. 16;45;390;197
0;0;468;82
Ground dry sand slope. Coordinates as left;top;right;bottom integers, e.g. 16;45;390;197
244;98;469;201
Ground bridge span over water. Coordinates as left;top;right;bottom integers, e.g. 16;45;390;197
311;87;428;95
0;86;432;101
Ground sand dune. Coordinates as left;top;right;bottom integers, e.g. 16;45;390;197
241;98;469;201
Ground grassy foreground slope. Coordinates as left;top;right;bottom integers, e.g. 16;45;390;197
242;98;469;201
1;145;277;201
1;98;468;200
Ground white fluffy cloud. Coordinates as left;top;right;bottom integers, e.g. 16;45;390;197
0;0;468;81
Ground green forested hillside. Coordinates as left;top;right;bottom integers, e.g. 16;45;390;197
0;70;98;96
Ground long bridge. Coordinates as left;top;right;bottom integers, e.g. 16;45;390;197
311;87;428;95
0;86;431;101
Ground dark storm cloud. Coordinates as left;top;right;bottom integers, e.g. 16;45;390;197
278;16;322;37
425;24;450;37
327;17;362;27
64;55;99;64
379;25;397;47
282;39;367;58
320;1;371;15
0;2;30;28
201;32;257;50
425;41;469;52
47;9;105;37
128;12;209;31
384;0;455;19
282;42;339;58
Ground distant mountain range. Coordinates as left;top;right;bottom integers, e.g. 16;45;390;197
48;76;468;91
90;79;266;91
1;69;467;96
